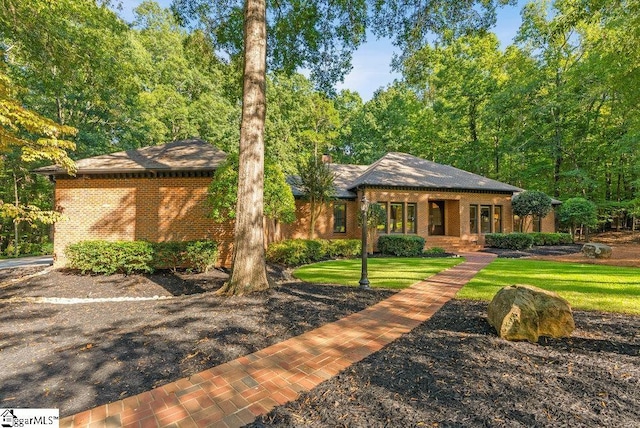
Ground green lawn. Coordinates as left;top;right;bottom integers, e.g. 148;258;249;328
293;257;464;289
457;259;640;315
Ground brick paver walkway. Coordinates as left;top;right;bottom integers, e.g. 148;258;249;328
60;252;495;428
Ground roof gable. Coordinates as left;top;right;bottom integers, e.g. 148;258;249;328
35;139;227;175
348;152;522;193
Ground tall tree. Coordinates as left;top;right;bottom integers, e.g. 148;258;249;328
173;0;509;295
173;0;368;295
0;0;136;156
0;70;76;253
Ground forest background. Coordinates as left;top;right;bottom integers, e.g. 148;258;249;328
0;0;638;257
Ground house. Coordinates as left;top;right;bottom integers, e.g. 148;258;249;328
36;139;557;267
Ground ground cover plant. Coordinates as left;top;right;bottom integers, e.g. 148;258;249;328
457;259;640;315
292;257;463;289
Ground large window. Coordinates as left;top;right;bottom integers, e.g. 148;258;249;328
470;205;478;234
389;203;404;233
333;203;346;233
471;204;502;234
407;203;417;233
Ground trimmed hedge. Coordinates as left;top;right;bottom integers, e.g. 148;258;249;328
377;235;425;257
424;247;446;255
529;232;574;246
266;239;361;266
66;240;218;275
484;233;534;250
485;232;573;250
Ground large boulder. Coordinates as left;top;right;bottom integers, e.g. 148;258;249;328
487;285;575;343
582;243;612;259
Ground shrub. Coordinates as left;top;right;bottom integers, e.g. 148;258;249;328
153;241;219;273
266;239;324;266
424;247;446;255
529;233;574;246
266;239;361;266
183;241;218;273
325;239;361;258
378;235;425;257
484;233;534;250
66;240;218;274
66;241;155;275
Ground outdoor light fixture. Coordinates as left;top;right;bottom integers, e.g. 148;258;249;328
359;195;370;289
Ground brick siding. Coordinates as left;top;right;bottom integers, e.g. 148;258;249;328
53;178;556;267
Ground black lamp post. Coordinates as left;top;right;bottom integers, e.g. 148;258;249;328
359;195;370;289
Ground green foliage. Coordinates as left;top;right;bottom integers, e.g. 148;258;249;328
512;191;553;219
294;155;336;237
559;198;598;232
377;235;426;257
266;239;361;266
325;239;361;259
423;247;446;255
207;154;296;223
66;240;218;274
66;241;155;275
484;233;534;250
528;233;574;246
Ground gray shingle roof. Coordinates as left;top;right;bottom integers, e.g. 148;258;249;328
35;139;227;175
37;140;527;197
288;164;368;198
348;152;522;193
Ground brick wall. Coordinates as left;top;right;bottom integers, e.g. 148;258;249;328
279;189;555;251
53;176;234;267
53;177;557;267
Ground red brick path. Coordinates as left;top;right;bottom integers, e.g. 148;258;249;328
60;253;495;428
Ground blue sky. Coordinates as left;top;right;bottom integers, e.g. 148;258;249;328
115;0;528;101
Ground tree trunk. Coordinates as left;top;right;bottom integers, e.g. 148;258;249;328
217;0;269;296
12;171;20;257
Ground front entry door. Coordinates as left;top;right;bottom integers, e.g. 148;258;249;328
429;201;445;235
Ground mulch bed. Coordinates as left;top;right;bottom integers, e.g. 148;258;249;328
0;266;394;417
251;299;640;428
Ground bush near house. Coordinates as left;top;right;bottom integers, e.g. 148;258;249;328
485;233;573;250
484;233;534;250
529;232;574;246
266;239;361;266
66;240;218;274
377;235;426;257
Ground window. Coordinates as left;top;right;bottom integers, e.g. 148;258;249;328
376;202;388;233
470;205;478;234
472;204;502;234
333;203;346;233
389;203;404;233
407;203;417;233
493;206;503;233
